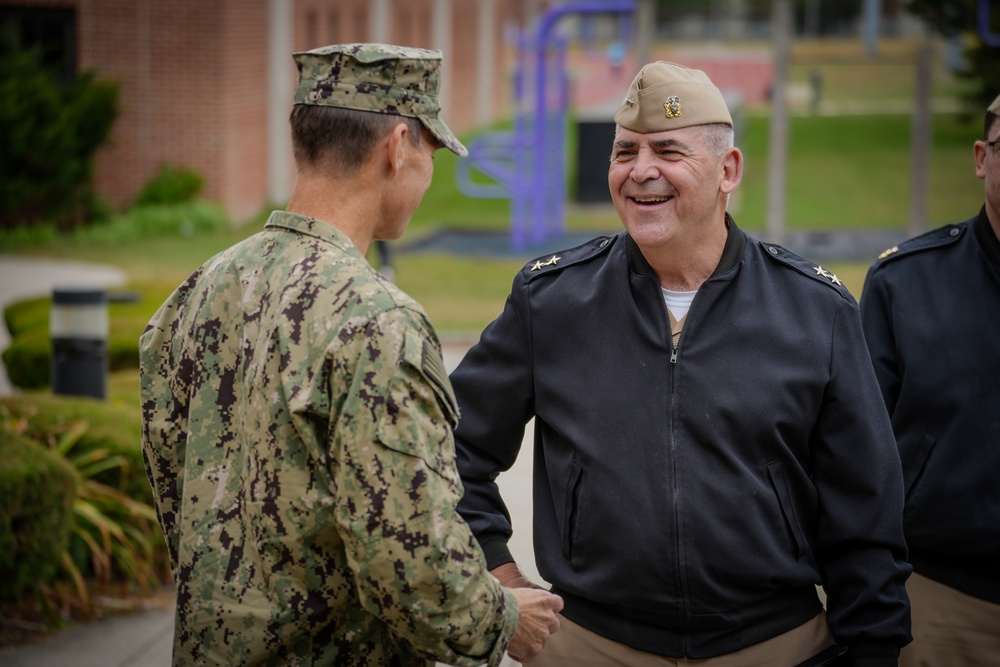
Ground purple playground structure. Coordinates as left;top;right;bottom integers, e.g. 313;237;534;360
456;1;636;251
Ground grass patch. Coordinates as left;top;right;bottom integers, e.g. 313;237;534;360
393;253;527;338
735;112;982;231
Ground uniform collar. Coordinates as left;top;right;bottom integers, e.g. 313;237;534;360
263;210;366;261
973;205;1000;266
625;213;747;280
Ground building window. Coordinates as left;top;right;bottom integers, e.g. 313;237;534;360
0;5;76;84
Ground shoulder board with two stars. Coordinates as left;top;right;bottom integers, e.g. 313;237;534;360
761;242;852;296
872;224;964;265
522;234;617;280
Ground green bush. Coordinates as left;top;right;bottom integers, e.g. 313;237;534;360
0;431;77;602
0;395;167;604
76;201;227;243
133;163;204;207
1;329;50;390
0;394;147;503
0;43;119;231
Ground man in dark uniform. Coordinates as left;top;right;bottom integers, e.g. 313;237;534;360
860;93;1000;666
450;61;911;666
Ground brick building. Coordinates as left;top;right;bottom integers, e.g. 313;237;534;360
1;0;533;223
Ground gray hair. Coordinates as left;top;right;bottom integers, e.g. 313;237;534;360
701;123;734;156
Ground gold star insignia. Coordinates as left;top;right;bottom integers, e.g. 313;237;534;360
830;273;842;286
546;254;560;266
530;260;545;271
878;246;899;260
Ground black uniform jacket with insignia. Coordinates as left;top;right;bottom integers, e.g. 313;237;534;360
861;206;1000;605
452;217;912;663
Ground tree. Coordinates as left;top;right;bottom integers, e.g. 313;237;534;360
0;42;118;230
905;0;1000;116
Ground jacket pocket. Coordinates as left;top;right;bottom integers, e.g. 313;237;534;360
562;461;584;561
766;460;809;560
900;431;936;502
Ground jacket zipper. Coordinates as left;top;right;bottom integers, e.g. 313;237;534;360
665;299;688;649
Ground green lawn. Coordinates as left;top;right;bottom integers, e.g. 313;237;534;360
735;112;982;231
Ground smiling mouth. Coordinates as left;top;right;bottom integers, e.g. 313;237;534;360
630;195;672;204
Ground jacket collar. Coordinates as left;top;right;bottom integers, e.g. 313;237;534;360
973;205;1000;266
625;213;747;280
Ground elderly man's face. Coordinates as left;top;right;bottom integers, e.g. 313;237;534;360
608;125;729;250
975;121;1000;229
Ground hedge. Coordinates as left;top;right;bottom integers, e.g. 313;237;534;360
0;433;77;602
0;394;148;503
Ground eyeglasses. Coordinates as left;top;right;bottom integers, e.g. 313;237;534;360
988;140;1000;159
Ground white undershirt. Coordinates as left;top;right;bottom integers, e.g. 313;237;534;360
661;287;697;321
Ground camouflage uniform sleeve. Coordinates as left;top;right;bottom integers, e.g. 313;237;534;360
138;295;190;571
330;307;518;667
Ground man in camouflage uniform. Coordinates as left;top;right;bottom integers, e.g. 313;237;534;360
139;43;562;666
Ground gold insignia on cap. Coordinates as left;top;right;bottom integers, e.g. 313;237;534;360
877;246;899;259
664;96;682;118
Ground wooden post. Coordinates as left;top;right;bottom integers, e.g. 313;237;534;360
910;42;933;237
766;0;791;246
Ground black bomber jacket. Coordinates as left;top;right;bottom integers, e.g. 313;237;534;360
453;218;912;664
861;207;1000;605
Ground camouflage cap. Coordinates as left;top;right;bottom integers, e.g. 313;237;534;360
293;43;467;157
614;61;732;133
989;92;1000;116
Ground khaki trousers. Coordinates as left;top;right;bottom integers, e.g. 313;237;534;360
900;572;1000;667
528;611;834;667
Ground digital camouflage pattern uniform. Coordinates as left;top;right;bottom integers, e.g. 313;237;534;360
140;211;517;666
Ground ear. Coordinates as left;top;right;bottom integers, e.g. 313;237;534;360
974;140;988;180
720;147;744;195
385;122;410;177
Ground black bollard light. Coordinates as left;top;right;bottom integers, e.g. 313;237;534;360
51;288;108;400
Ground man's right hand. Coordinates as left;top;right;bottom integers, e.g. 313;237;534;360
507;587;563;664
491;562;545;591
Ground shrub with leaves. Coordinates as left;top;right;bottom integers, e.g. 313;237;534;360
0;396;168;610
133;163;204;207
0;42;119;231
50;419;164;605
0;413;76;603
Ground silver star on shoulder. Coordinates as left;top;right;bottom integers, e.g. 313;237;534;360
813;265;842;286
530;255;561;271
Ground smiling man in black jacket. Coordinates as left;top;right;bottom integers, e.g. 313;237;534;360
860;94;1000;666
450;61;912;666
